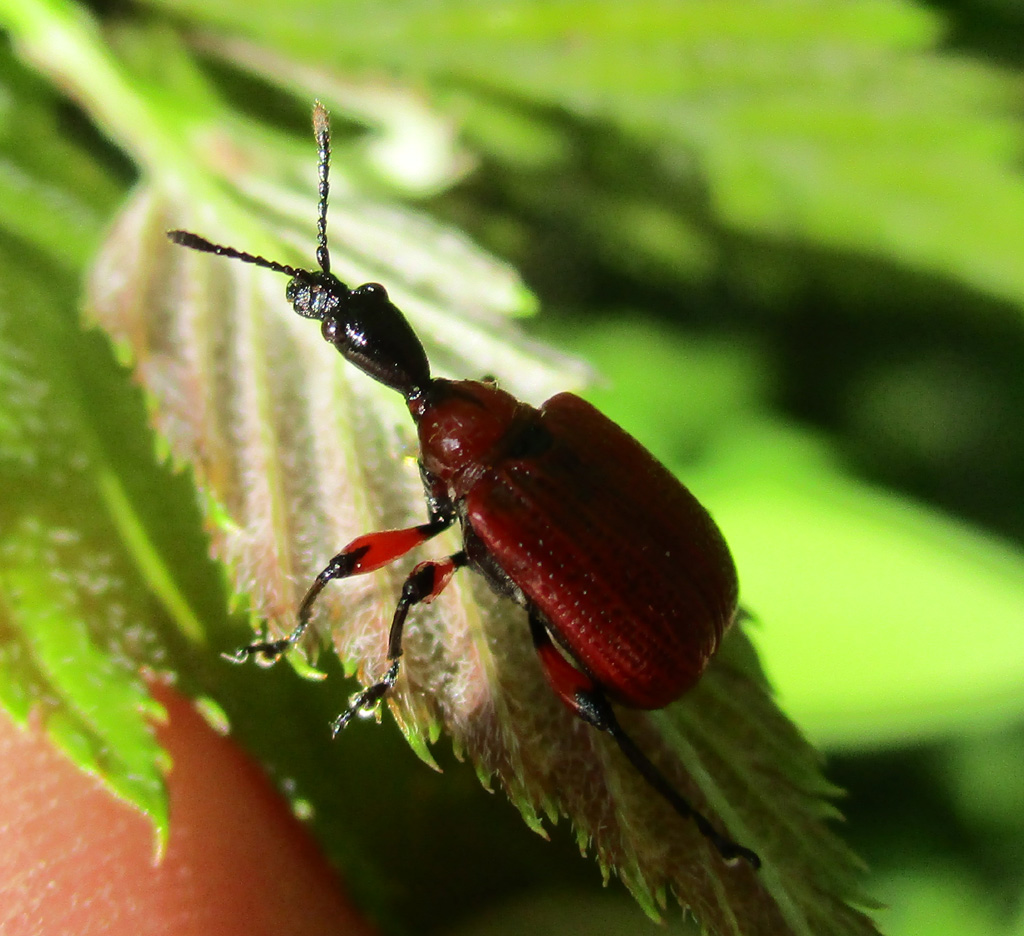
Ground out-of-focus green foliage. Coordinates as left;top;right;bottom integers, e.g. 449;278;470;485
0;0;1022;933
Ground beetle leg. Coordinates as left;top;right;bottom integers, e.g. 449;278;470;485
419;460;457;525
330;550;468;736
528;610;760;870
228;519;454;664
594;701;761;869
527;610;600;714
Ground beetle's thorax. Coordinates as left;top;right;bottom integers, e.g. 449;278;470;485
413;378;534;496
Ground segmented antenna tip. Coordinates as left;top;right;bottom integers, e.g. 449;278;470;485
313;100;330;141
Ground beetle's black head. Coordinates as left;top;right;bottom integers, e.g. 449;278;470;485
286;268;343;321
303;275;430;397
167;101;431;400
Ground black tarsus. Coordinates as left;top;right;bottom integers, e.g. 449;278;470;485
226;514;456;666
223;543;373;665
330;550;469;737
576;687;761;869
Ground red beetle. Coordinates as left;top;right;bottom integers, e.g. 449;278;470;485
169;102;759;869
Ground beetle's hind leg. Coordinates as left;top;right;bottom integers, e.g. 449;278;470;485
330;550;468;736
528;610;760;870
226;520;454;665
595;702;761;869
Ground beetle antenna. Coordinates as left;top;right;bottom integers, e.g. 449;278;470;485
169;103;333;279
312;100;332;275
167;230;304;278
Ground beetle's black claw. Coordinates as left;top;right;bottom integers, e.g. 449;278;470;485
330;694;372;738
329;694;374;737
330;663;400;738
221;644;275;664
222;638;292;665
329;709;356;738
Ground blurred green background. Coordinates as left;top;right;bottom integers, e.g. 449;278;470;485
1;0;1024;933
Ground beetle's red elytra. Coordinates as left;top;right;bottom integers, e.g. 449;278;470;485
168;100;759;870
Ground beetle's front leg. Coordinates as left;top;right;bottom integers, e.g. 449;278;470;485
227;520;455;664
331;551;468;735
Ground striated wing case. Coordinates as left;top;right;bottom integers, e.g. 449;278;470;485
465;392;738;709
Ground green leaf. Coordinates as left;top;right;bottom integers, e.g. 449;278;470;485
2;545;170;836
698;423;1024;750
0;46;119;266
871;866;1006;936
0;229;172;848
141;0;1024;315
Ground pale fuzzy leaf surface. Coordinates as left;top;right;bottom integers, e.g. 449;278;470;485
85;176;878;932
